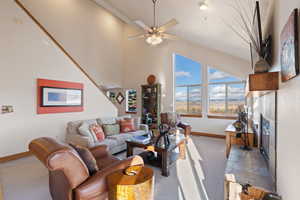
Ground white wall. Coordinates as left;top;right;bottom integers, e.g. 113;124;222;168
270;0;300;198
20;0;125;88
0;0;118;157
123;25;251;135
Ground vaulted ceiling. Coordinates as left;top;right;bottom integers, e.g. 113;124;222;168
95;0;273;61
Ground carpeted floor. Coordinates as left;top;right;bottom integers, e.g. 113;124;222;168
0;136;226;200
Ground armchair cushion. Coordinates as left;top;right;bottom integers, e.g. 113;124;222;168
89;145;109;159
70;144;99;175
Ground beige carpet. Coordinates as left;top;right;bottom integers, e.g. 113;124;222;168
0;136;226;200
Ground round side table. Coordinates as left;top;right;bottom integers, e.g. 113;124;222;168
107;165;154;200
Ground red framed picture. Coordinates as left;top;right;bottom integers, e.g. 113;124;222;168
37;79;84;114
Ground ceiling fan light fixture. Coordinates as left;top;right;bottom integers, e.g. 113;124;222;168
146;34;163;46
199;2;208;10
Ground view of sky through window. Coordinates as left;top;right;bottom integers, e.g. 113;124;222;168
208;67;241;83
175;54;201;86
175;54;202;114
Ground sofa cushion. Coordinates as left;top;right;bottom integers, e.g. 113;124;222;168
67;119;98;136
102;124;120;136
95;138;120;148
133;117;141;130
119;118;136;133
69;144;99;175
107;133;133;143
89;124;105;142
78;122;98;143
97;117;116;125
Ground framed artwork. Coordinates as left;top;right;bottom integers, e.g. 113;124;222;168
280;9;299;82
107;91;116;103
126;89;137;113
37;79;84;114
116;92;125;104
41;87;83;107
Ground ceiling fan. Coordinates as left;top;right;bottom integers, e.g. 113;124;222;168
128;0;179;46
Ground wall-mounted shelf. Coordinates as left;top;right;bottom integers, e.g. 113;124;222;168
246;72;279;97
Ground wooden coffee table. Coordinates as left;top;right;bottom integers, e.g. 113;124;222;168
126;134;186;177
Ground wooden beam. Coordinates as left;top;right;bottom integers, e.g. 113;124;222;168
191;132;226;139
0;151;32;163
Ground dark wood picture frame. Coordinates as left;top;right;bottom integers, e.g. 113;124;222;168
280;9;299;82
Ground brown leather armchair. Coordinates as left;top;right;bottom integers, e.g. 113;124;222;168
29;137;144;200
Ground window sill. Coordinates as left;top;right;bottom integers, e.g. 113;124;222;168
180;114;203;118
207;115;237;120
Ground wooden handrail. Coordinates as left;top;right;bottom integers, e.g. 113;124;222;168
14;0;112;102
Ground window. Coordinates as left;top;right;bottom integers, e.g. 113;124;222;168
208;67;245;116
175;54;202;115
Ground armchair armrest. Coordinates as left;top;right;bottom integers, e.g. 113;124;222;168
139;124;149;133
75;156;144;199
89;145;109;159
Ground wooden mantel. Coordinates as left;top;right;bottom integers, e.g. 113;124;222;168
246;72;279;97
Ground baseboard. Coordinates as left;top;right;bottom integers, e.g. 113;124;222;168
0;151;32;163
191;132;226;139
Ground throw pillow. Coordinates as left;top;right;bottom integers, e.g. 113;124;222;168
119;118;136;133
78;122;98;143
69;143;99;175
102;124;120;136
78;122;98;142
89;124;105;142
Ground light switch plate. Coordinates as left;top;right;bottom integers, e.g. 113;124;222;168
1;105;14;114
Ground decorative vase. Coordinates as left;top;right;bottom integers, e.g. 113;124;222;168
147;74;156;85
254;57;270;73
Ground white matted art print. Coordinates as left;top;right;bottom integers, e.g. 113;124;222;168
41;87;83;107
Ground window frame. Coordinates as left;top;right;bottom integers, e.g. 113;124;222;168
208;81;246;117
175;83;203;117
173;53;246;119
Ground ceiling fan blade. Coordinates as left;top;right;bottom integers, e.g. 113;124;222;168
158;19;178;32
128;33;146;40
162;33;178;40
134;20;152;32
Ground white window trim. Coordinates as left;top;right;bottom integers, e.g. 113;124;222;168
173;53;246;118
207;81;246;117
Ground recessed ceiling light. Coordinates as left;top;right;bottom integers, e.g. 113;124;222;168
199;2;208;10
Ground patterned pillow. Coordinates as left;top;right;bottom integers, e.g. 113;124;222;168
102;124;120;136
119;118;136;133
69;143;99;175
89;124;105;142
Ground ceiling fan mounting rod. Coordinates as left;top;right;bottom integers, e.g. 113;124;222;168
152;0;158;28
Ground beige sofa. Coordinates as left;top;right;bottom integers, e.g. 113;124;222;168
65;116;149;154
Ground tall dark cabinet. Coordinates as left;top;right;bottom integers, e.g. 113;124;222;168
141;83;161;129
